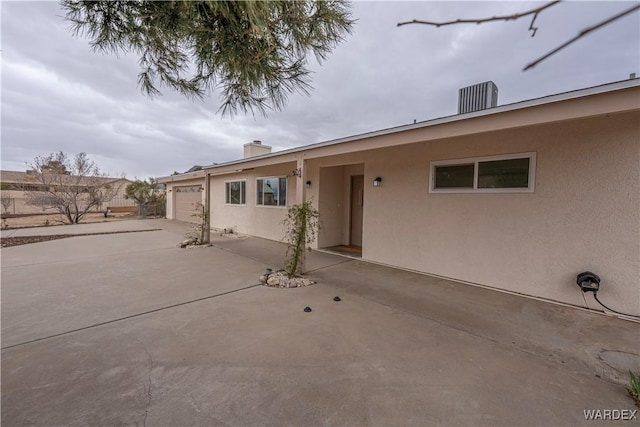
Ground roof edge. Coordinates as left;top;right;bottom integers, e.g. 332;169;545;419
160;77;640;180
207;78;640;170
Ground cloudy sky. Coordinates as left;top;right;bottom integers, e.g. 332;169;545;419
2;1;638;179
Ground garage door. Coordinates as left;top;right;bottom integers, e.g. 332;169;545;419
174;185;202;222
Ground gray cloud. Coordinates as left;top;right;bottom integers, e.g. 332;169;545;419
2;1;638;179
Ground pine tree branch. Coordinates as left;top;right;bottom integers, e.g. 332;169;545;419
524;3;640;70
62;0;354;117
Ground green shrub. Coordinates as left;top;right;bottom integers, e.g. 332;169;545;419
186;202;209;244
629;371;640;403
282;201;319;278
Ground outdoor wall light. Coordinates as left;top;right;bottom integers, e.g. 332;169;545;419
574;271;638;318
576;271;600;293
306;180;312;188
373;177;382;187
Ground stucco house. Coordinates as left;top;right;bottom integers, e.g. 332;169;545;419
0;170;133;215
159;78;639;317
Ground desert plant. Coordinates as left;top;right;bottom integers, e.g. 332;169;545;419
186;202;209;245
629;371;640;406
282;200;320;278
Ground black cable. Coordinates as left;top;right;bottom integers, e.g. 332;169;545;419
593;293;640;319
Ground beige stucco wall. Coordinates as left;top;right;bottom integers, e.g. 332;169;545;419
317;166;345;247
0;190;58;215
314;162;365;247
173;87;638;316
222;110;637;315
361;111;639;316
209;162;297;241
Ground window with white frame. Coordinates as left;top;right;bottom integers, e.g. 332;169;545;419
256;177;287;207
430;152;536;193
225;180;246;205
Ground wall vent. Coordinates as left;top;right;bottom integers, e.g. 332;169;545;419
458;81;498;114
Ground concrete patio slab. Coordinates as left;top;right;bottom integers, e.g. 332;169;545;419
1;223;265;348
2;220;639;426
210;232;640;387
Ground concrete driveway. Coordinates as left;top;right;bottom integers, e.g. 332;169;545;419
2;220;639;426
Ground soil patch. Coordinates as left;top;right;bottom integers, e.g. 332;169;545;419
1;229;162;248
1;212;137;229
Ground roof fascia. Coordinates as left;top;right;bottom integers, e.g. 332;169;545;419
157;170;207;183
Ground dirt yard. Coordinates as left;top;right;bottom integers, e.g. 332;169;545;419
1;212;137;229
1;229;162;248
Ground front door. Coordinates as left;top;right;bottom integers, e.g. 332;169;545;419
350;175;364;247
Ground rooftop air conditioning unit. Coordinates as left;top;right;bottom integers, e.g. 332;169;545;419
458;81;498;114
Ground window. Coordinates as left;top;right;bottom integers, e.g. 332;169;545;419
256;177;287;207
225;180;246;205
430;152;536;193
434;164;474;189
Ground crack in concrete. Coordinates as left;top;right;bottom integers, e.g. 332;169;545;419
304;258;354;274
143;368;153;427
139;340;154;427
1;284;261;351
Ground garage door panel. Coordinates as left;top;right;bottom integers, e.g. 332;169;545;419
174;186;202;223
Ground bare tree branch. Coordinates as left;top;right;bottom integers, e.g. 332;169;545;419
397;1;561;38
524;3;640;70
23;152;122;224
397;1;640;72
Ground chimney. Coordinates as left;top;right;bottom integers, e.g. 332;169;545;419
243;140;272;159
458;81;498;114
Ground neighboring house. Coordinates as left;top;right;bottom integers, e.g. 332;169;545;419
0;170;133;215
159;79;640;316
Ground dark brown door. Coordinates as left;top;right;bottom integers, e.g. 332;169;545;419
350;175;364;247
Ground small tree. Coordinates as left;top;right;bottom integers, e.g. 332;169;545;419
23;151;122;224
148;190;166;218
125;178;164;217
1;193;14;215
185;202;209;245
282;201;320;278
